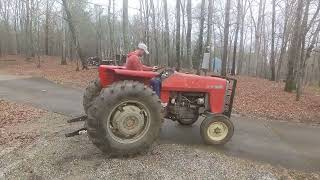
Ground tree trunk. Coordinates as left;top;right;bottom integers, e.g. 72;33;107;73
113;0;116;55
196;0;206;74
221;0;231;76
181;0;186;62
248;22;253;75
36;0;41;68
45;0;49;55
231;0;241;75
108;0;115;61
253;0;264;77
144;0;150;65
212;21;216;72
25;0;30;57
62;0;88;70
176;0;181;71
95;5;102;60
123;0;129;54
61;7;67;65
276;0;290;81
150;0;159;65
296;0;319;100
30;0;35;57
186;0;192;70
14;0;20;54
270;0;276;80
163;0;170;66
206;0;213;72
284;0;303;92
318;56;320;87
237;0;246;75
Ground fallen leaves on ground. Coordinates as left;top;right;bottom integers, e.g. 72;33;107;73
1;55;319;124
234;76;320;123
0;99;45;145
1;55;97;88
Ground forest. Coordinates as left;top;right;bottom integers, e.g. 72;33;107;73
0;0;320;100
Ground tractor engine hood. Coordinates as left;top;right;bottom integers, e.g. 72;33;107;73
162;72;227;93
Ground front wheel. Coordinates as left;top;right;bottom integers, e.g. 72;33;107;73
86;81;162;156
200;114;234;145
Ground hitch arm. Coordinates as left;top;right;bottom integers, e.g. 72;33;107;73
67;115;87;123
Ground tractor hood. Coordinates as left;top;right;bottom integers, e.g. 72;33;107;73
162;72;228;93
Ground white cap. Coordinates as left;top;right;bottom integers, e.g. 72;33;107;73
138;43;149;54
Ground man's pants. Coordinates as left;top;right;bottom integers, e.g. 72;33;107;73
150;77;161;97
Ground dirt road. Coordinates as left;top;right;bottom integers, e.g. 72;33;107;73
1;113;318;179
0;75;320;176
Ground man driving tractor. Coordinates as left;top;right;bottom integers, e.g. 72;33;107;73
125;43;161;96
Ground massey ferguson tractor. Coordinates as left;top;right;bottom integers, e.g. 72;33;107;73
82;65;237;156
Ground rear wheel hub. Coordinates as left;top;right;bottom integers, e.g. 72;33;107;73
108;101;150;143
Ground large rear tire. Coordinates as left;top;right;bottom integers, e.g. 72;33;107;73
86;81;162;156
200;114;234;145
83;78;102;114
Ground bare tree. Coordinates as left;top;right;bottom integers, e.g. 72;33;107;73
95;5;102;59
163;0;170;66
250;0;264;76
45;0;49;55
108;0;114;60
276;0;291;81
13;0;20;54
143;0;150;65
237;0;248;75
318;54;320;87
62;0;88;70
231;0;241;75
270;0;276;80
206;0;214;72
123;0;129;54
186;0;192;69
25;0;32;57
176;0;181;71
196;0;206;74
61;5;67;65
35;0;41;68
221;0;231;76
181;0;186;60
150;0;159;65
285;0;304;92
296;0;320;100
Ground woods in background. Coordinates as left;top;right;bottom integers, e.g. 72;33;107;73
0;0;320;100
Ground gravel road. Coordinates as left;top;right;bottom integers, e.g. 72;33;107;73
0;113;319;180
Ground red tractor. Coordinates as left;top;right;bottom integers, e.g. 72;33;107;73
83;65;237;156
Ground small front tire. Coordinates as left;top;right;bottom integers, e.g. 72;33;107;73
200;114;234;145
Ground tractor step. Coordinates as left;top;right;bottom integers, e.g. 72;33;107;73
65;128;87;137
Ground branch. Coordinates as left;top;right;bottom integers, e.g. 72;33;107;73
306;0;320;33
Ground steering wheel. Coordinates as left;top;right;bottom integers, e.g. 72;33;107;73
151;66;167;72
158;68;175;80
